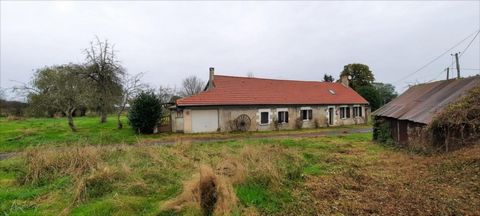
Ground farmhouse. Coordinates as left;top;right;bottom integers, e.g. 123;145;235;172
372;75;480;148
171;68;369;133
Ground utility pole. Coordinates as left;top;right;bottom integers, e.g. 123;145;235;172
453;52;461;79
446;67;450;80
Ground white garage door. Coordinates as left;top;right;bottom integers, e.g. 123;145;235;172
191;109;219;133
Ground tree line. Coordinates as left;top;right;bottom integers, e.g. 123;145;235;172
12;37;206;133
7;38;395;133
323;63;398;111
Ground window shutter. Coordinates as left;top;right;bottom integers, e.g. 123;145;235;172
285;112;289;123
308;110;313;120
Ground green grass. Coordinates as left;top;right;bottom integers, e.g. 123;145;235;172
0;133;374;215
0;116;138;152
0;116;371;152
235;183;292;214
0;117;477;215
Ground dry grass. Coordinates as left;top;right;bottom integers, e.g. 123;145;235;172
162;144;304;215
22;146;102;185
307;144;480;215
215;159;246;185
162;165;238;215
6;115;25;121
3;134;479;215
74;165;128;204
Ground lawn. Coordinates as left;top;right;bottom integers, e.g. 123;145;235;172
0;116;371;152
1;132;479;215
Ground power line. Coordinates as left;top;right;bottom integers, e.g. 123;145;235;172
459;30;480;58
393;29;480;84
451;68;480;71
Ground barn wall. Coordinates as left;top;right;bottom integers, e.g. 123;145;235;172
374;116;428;147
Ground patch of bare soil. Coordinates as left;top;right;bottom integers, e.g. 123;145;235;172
306;144;480;215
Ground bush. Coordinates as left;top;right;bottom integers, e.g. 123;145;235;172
294;118;303;129
128;91;162;134
373;117;393;144
429;84;480;151
313;118;320;129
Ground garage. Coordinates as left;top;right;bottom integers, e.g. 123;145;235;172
191;109;219;133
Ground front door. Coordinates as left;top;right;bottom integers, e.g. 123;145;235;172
328;107;334;125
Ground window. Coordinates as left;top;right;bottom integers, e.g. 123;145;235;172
353;106;363;117
260;112;269;124
278;111;289;123
340;106;350;119
301;109;313;121
176;110;183;118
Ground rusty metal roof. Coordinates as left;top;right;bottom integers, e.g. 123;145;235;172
372;76;480;124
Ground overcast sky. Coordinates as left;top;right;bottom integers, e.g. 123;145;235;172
1;1;479;100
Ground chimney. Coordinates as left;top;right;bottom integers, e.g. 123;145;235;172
340;75;349;87
209;67;214;81
207;67;215;90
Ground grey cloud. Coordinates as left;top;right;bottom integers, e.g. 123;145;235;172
1;1;479;99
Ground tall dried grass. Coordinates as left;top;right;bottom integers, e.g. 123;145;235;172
162;165;238;215
74;165;128;203
22;146;102;185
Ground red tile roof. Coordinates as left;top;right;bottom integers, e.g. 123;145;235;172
177;75;368;106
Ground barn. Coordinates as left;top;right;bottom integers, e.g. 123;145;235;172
171;68;369;133
372;75;480;149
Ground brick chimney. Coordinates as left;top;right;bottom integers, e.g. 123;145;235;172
206;67;215;90
340;75;349;87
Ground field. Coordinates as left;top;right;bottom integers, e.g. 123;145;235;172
0;116;370;152
0;117;479;215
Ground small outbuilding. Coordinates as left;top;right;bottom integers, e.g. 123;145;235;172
171;68;369;133
372;75;480;150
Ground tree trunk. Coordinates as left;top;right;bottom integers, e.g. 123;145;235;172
100;111;107;123
117;97;128;129
117;111;123;129
99;88;108;123
67;113;77;132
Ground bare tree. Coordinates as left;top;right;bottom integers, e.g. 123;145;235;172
0;87;5;115
181;75;205;97
117;73;145;129
0;88;5;100
83;37;124;123
15;64;92;132
158;85;179;105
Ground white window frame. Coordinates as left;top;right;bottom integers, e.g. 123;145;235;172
300;107;313;121
276;108;289;124
353;105;361;117
258;109;271;125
